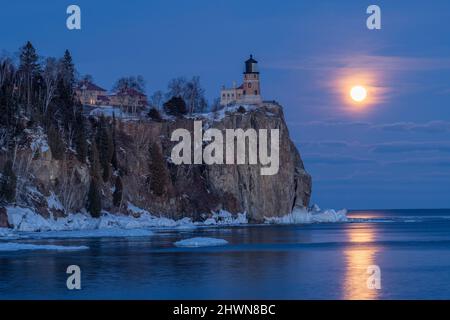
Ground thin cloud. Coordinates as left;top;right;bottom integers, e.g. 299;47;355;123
268;54;450;108
268;54;450;72
386;157;450;167
371;141;450;154
304;154;377;165
373;121;450;134
291;120;450;134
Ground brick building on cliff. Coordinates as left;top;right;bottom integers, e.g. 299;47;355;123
220;55;262;106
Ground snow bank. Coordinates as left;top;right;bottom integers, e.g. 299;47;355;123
89;106;142;120
7;207;53;232
265;206;348;224
0;242;88;252
174;237;228;248
90;106;125;118
3;203;347;237
4;205;247;235
203;210;248;225
198;104;258;122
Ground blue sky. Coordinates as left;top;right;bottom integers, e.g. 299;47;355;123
1;0;450;209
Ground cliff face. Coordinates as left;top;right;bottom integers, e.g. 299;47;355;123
4;103;311;223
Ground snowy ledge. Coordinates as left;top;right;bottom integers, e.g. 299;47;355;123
2;204;248;234
1;203;348;237
264;206;348;225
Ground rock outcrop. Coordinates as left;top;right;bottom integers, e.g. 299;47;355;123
0;207;11;228
1;102;311;223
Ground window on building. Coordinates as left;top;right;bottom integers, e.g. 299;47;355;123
248;83;252;88
254;90;258;95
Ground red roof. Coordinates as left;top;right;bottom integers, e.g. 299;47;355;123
77;81;107;92
116;87;146;97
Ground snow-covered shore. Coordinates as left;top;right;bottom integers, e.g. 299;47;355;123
264;206;348;224
3;205;248;233
0;204;348;239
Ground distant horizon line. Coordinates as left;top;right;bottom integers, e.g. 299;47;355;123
348;207;450;211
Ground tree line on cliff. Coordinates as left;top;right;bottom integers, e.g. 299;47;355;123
0;41;195;217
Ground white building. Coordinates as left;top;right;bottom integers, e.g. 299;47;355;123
220;55;262;106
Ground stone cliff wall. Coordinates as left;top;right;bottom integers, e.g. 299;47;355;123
3;103;311;223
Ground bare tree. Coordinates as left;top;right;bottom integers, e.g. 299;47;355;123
59;161;78;214
210;97;221;111
166;77;187;100
113;75;146;93
149;90;164;110
185;76;207;114
165;76;207;114
41;57;59;115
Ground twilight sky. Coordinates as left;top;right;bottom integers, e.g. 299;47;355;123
1;0;450;209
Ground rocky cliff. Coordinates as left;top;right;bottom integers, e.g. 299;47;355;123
1;102;311;223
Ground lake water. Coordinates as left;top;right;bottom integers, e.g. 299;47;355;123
1;209;450;300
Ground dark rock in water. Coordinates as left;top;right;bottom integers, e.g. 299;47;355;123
0;207;11;228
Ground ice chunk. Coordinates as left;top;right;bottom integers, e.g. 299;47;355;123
0;242;88;252
174;237;228;247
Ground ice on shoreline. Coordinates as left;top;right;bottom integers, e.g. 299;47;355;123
174;237;228;248
3;205;248;235
265;206;348;224
2;203;347;240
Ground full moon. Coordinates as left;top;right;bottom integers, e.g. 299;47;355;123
350;86;367;102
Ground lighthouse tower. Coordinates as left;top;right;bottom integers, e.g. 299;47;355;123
242;55;262;104
219;54;263;106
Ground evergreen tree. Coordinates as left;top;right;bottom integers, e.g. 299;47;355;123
111;113;118;170
0;57;18;129
56;50;77;142
147;108;162;121
87;178;101;218
0;160;17;204
89;140;102;181
96;116;114;182
163;96;187;116
60;50;75;90
18;41;40;111
148;142;169;196
112;176;123;207
74;105;87;162
47;124;65;160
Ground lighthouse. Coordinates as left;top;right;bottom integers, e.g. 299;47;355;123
220;55;263;106
242;55;262;104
